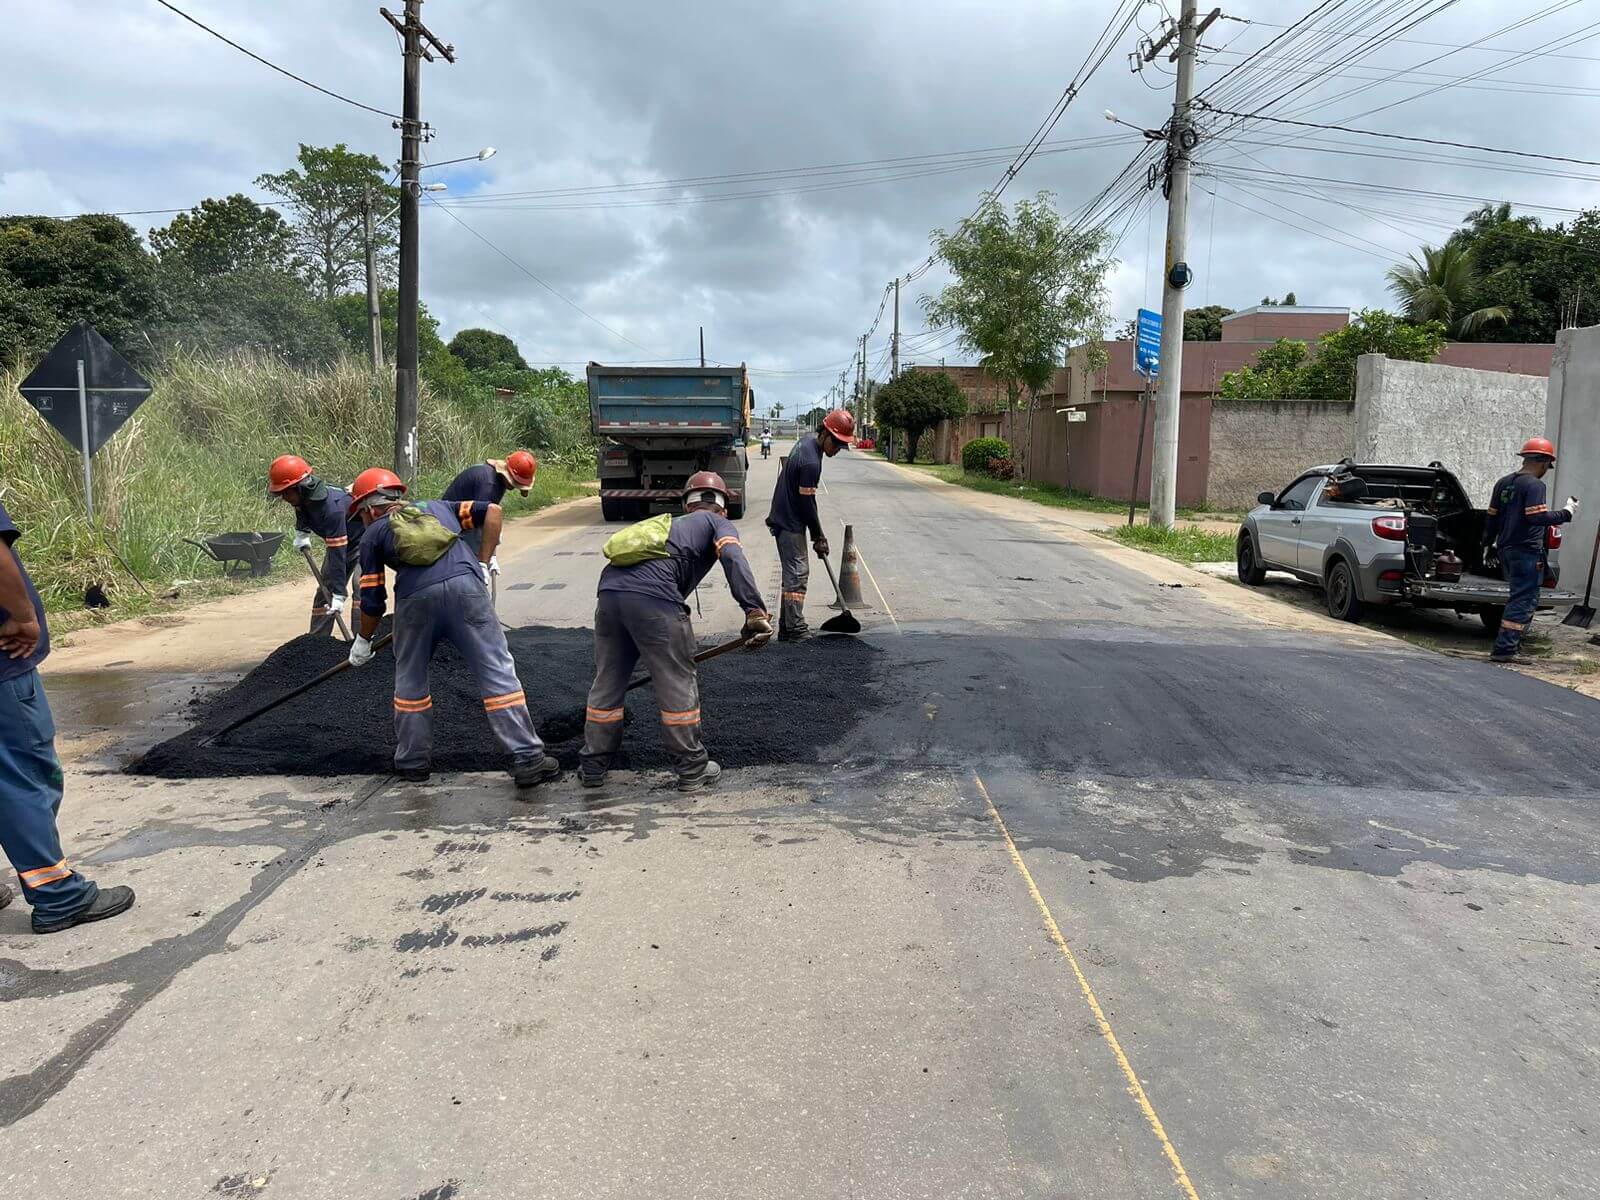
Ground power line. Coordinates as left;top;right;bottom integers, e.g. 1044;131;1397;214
152;0;401;119
1233;14;1600;62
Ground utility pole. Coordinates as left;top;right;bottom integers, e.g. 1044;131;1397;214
1146;0;1206;528
891;277;900;380
699;325;705;368
382;2;454;482
857;334;867;426
362;186;383;368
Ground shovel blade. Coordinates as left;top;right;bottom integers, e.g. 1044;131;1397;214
1562;605;1595;628
820;611;862;635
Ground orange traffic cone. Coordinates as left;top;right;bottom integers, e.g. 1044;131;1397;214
838;524;866;607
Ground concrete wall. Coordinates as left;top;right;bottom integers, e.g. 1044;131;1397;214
1353;354;1546;506
1546;325;1600;597
1207;399;1355;510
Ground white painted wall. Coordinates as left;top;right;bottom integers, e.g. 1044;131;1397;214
1545;326;1600;598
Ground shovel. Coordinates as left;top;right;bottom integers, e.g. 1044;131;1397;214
199;633;393;746
817;554;862;635
299;546;353;641
1563;520;1600;628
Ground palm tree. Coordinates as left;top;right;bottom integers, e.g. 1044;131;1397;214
1385;242;1511;338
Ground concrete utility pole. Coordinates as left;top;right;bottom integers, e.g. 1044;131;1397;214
382;1;454;482
1147;0;1201;528
891;277;900;380
857;334;867;425
362;186;383;368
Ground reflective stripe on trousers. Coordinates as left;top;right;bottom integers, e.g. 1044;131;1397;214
1492;547;1542;657
392;572;543;770
580;591;708;777
775;529;810;635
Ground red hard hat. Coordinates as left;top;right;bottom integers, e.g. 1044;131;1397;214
268;454;313;493
505;449;538;489
1520;436;1557;461
822;408;855;445
683;470;731;508
349;467;407;510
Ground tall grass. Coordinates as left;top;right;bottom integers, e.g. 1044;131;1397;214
0;351;592;614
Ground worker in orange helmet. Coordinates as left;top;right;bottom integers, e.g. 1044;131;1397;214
442;450;538;574
1483;436;1577;664
765;408;852;640
267;454;363;637
345;467;560;790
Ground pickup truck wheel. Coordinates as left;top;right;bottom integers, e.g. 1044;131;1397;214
1325;558;1365;623
1479;606;1504;635
1236;531;1268;585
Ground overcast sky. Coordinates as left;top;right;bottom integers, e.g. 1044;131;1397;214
6;1;1598;414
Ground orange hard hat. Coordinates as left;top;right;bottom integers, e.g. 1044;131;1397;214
1520;436;1557;461
268;454;313;493
822;409;855;445
684;470;731;509
349;467;407;511
505;449;538;489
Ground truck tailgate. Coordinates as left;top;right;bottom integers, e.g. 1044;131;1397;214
1411;574;1578;605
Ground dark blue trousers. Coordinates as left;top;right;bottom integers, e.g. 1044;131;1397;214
0;670;97;921
1493;547;1542;657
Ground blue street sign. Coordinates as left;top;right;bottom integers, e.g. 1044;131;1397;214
1135;308;1162;377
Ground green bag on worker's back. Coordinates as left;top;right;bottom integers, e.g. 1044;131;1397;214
602;512;673;566
388;502;458;566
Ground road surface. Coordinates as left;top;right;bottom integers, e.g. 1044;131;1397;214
3;446;1597;1198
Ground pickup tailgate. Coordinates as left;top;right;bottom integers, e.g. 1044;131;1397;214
1410;574;1578;606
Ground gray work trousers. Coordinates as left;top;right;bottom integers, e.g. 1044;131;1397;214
775;529;810;635
391;572;543;771
580;591;709;779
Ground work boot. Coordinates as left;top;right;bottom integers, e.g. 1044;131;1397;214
513;756;562;790
579;765;607;789
777;627;812;643
0;882;12;911
394;765;431;783
678;761;722;792
33;885;136;935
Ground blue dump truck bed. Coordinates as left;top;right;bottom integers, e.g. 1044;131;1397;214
587;364;752;522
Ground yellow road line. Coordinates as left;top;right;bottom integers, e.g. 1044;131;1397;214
973;772;1202;1200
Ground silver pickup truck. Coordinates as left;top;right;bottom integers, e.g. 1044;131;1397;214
1236;462;1577;627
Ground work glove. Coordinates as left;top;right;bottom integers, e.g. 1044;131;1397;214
1564;496;1580;517
327;593;346;610
488;554;501;576
293;531;312;552
480;561;492;589
742;611;774;650
813;534;829;559
348;635;374;668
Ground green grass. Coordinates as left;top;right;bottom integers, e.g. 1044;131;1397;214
1101;523;1237;564
1;351;594;619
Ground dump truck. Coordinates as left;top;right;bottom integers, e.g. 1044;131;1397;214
587;363;752;521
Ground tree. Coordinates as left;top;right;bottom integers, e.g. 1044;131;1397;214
448;327;528;372
256;144;397;301
802;406;826;430
1447;204;1600;341
326;288;446;367
1183;304;1233;341
1385;242;1510;338
0;214;161;365
1219;309;1445;400
1217;338;1309;398
149;195;296;277
923;190;1110;479
874;370;968;463
153;268;343;368
1283;291;1297;305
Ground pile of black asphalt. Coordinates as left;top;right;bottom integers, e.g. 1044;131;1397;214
130;625;886;778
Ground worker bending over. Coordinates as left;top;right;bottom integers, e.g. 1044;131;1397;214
346;467;559;789
581;471;773;791
443;449;537;571
1483;436;1577;664
765;408;853;641
269;454;364;637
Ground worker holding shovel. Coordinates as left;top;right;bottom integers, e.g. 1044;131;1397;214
268;454;364;637
765;408;853;641
579;471;773;792
345;467;560;790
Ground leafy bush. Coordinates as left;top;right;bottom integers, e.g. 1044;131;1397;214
961;436;1010;472
986;457;1015;480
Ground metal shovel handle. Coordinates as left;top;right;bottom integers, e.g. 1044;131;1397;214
199;633;393;746
299;545;353;642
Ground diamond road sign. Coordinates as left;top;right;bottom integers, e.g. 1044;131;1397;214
1135;308;1162;378
18;322;153;456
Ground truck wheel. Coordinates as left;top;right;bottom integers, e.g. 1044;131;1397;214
600;496;627;522
1479;606;1504;635
727;498;745;520
1324;558;1365;623
1236;531;1267;585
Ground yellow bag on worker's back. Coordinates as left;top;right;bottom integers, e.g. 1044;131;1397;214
388;502;458;566
602;512;673;566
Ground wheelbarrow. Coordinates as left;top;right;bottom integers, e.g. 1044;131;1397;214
183;532;286;578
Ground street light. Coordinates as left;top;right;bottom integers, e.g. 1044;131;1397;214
422;146;496;169
1104;109;1166;139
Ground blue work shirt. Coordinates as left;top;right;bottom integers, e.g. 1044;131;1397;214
1484;471;1569;553
442;462;508;507
295;484;364;593
766;434;824;538
357;499;492;618
0;500;49;681
599;510;766;616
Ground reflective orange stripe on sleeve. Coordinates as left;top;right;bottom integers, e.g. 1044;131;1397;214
359;573;384;588
1525;505;1549;515
483;690;526;712
586;706;624;724
324;535;348;547
798;487;818;495
458;502;475;530
393;695;433;713
661;708;701;726
714;535;740;558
